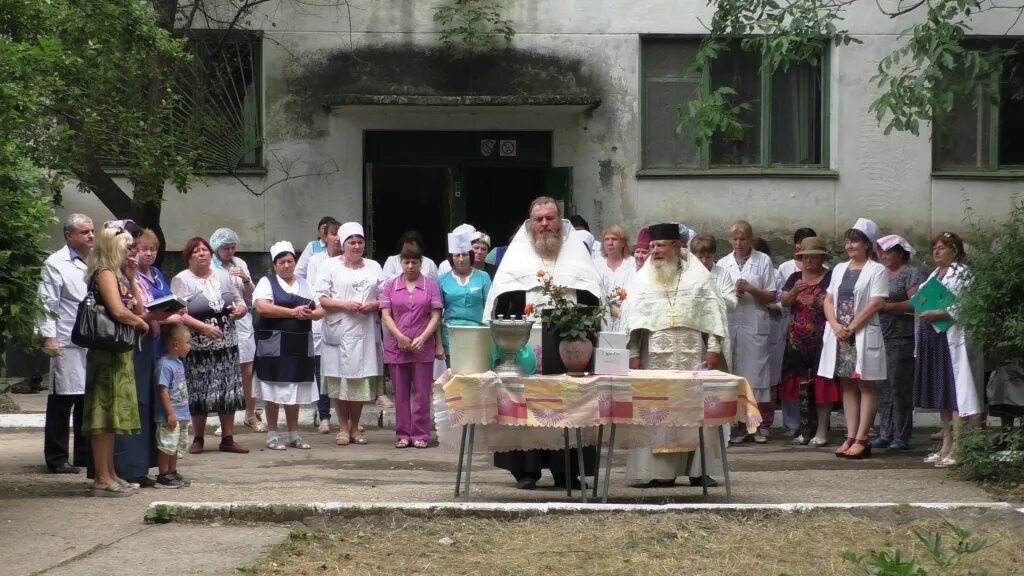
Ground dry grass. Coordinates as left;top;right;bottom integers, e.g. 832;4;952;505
244;510;1024;576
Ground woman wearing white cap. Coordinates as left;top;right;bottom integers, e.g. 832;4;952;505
817;218;889;459
437;225;498;279
438;232;493;356
314;223;384;446
253;241;325;450
874;235;924;451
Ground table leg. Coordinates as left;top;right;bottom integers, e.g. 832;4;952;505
462;424;475;503
563;428;572;498
698;427;708;500
718;424;732;502
602;423;616;504
592;424;603;499
454;425;467;498
575;428;588;503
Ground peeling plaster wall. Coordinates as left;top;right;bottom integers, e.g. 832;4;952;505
48;0;1023;258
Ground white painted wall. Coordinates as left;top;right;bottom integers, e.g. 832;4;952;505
50;0;1024;256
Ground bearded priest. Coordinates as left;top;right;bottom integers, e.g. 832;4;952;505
620;222;731;488
483;196;604;490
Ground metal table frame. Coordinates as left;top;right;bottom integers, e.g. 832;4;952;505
453;422;732;503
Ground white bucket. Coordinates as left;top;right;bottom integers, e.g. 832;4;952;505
448;325;492;375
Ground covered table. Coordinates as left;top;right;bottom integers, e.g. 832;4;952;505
432;369;761;502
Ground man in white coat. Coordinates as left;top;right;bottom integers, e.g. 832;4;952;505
483;196;604;490
37;213;94;474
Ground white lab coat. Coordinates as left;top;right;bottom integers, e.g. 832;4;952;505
37;246;89;395
921;264;981;416
596;257;636;331
817;259;888;381
295;239;324;280
314;258;384;379
709;264;737;312
717;250;776;396
306;251;331;354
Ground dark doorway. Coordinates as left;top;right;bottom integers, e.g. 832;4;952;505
464;166;547;249
369;166;449;264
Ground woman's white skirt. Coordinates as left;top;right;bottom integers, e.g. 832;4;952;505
253;378;318;405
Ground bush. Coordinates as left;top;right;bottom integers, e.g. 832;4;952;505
954;425;1024;485
0;148;57;373
959;201;1024;366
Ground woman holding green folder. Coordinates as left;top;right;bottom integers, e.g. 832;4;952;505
914;232;980;468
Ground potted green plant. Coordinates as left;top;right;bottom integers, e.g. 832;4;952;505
524;270;626;375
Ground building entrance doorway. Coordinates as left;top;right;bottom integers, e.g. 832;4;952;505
363;130;571;263
464;166;547;249
367;166;450;265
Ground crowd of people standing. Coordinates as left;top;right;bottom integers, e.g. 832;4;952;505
35;203;1004;495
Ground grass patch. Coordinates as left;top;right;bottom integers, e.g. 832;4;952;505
241;511;1024;575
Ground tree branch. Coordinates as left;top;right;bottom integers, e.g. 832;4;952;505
231;151;340;197
876;0;927;18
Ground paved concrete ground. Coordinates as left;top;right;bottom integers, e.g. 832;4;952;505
0;392;995;575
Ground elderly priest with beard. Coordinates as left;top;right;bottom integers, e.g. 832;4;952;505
483;196;604;490
620;223;731;488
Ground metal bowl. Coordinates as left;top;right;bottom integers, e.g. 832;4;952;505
489;318;534;376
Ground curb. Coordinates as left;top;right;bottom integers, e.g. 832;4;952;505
0;405;395;430
150;501;1021;523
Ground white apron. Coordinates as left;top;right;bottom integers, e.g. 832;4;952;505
717;250;775;397
817;260;888;381
315;258;384;379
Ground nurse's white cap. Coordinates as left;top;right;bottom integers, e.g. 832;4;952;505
851;217;879;244
339;222;364;243
447;232;472;254
269;240;295;260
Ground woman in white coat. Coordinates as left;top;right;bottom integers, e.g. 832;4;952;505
914;232;979;468
718;220;778;444
315;222;384;446
818;221;888;460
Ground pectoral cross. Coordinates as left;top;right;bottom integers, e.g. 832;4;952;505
667;309;678;328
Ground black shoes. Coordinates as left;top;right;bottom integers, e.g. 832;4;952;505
48;463;80;474
688;475;720;488
515;476;539;490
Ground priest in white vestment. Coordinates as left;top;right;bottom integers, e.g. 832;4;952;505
620;223;731;487
483;196;605;489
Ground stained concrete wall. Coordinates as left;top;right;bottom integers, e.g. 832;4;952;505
49;0;1024;258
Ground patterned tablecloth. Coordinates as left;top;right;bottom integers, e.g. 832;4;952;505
432;369;762;453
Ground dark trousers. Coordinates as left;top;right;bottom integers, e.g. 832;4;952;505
314;355;331;420
44;393;86;470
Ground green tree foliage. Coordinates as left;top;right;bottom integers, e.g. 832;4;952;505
434;0;516;54
685;0;1020;142
0;152;57;373
0;0;183;366
959;202;1024;366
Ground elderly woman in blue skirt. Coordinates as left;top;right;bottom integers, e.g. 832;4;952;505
253;241;325;450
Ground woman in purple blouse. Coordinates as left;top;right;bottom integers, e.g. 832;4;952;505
380;244;444;449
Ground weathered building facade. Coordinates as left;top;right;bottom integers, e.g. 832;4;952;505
52;1;1024;262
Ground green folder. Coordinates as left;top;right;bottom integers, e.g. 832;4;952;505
910;276;956;332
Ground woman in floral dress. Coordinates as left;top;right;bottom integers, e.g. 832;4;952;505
779;237;838;446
